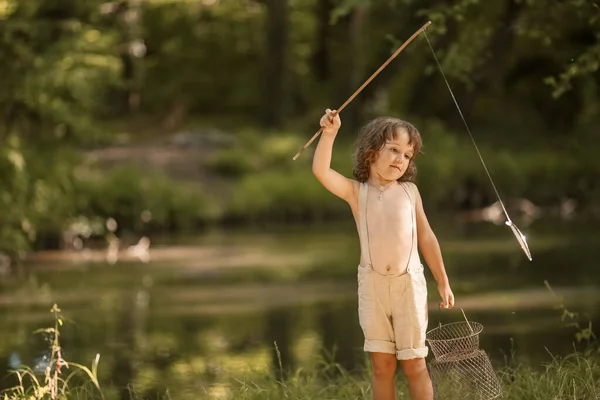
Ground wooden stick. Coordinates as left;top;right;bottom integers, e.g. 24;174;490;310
292;20;432;161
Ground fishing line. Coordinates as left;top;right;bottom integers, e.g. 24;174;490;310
423;31;532;261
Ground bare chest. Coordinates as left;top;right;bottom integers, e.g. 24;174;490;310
365;186;413;235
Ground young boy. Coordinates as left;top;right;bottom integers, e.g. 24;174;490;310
311;109;454;400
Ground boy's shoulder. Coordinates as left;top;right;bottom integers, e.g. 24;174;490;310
403;181;419;191
402;181;421;199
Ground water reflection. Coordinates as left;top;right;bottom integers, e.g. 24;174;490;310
1;217;599;396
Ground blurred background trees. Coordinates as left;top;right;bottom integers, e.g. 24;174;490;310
1;0;599;256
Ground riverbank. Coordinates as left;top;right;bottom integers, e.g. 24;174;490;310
2;124;599;258
3;341;599;400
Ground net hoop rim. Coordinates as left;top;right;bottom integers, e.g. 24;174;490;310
426;321;484;342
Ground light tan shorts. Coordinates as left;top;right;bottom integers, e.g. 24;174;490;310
357;263;429;360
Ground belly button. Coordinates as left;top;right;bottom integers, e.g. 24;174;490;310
386;265;390;271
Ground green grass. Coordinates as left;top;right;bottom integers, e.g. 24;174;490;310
499;350;600;399
213;354;600;400
6;351;598;399
3;309;599;400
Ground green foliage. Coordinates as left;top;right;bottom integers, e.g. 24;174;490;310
1;153;219;255
0;135;82;256
141;0;265;116
203;132;307;178
545;280;597;345
228;169;345;223
1;304;102;400
203;149;257;178
76;165;220;232
0;0;122;255
198;117;600;224
0;0;121;142
0;136;31;256
218;130;350;222
413;119;600;208
517;0;600;99
1;0;599;256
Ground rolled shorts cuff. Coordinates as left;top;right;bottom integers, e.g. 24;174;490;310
396;346;429;360
364;339;396;355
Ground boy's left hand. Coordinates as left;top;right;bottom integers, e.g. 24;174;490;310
437;283;455;309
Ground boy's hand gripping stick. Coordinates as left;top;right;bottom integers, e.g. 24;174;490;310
292;21;432;161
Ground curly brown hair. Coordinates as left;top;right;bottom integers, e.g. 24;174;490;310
352;117;422;183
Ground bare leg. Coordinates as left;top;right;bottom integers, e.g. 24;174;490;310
370;352;397;400
400;358;433;400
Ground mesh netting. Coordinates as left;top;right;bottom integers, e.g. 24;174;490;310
427;321;483;361
426;313;503;400
429;349;503;400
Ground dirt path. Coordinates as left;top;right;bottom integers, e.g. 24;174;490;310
85;128;239;190
87;145;211;184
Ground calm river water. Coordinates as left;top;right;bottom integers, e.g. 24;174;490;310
1;215;599;398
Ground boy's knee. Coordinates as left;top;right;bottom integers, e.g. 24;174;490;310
371;355;397;380
400;358;427;378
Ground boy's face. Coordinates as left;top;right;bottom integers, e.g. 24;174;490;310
370;129;414;182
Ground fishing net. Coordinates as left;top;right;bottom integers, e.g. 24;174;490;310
427;311;503;399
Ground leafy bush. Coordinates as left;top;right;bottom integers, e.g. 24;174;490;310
203;149;257;178
76;164;220;232
228;169;347;223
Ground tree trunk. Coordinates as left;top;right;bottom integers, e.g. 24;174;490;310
341;4;420;127
261;0;289;129
312;0;333;82
332;6;367;133
118;0;143;113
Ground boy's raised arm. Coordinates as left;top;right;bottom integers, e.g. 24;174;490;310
311;109;355;202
